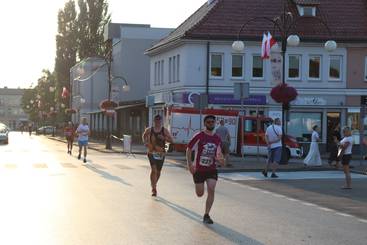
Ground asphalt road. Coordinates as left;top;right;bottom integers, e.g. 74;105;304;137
0;132;366;245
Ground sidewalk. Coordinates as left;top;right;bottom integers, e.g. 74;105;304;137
46;135;367;175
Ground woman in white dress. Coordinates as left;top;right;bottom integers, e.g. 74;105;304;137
304;125;322;166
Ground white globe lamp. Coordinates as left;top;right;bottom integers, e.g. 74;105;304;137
325;40;337;52
287;35;300;47
232;40;245;52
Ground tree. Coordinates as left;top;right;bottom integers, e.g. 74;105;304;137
54;0;78;118
77;0;111;59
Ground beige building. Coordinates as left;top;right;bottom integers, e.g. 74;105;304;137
0;88;28;129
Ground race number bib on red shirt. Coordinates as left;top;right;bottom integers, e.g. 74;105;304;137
187;132;222;171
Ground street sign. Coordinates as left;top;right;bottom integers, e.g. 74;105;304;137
145;95;155;107
193;94;208;110
234;82;250;99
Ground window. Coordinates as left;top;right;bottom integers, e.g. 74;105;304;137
347;111;360;144
297;5;316;16
365;57;367;81
173;56;176;82
160;60;164;85
154;62;158;85
287;112;322;142
176;55;180;82
288;55;301;79
232;55;243;78
329;56;342;80
252;55;264;79
309;56;321;80
210;54;223;78
168;57;172;84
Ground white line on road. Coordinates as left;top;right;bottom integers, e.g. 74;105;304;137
335;212;353;218
301;202;317;207
318;207;334;212
358;219;367;224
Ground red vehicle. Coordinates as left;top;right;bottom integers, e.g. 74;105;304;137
165;107;303;161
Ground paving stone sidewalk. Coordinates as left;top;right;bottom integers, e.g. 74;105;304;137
46;135;367;174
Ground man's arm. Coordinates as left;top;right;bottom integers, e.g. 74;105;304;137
142;128;151;145
164;128;174;143
186;148;196;174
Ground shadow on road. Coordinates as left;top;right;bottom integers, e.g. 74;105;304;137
156;197;264;245
84;164;132;187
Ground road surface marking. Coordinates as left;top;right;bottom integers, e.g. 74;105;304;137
219;171;367;181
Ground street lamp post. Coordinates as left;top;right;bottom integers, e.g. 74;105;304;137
104;39;130;150
233;0;336;164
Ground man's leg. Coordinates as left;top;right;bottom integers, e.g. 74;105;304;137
78;144;82;159
205;179;217;215
342;164;352;188
83;145;87;158
150;164;158;193
195;183;205;197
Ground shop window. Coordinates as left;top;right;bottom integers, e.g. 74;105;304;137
329;56;342;80
210;54;223;78
252;55;264;79
232;54;243;78
288;55;301;79
287;112;322;142
309;56;321;80
347;112;360;144
364;56;367;81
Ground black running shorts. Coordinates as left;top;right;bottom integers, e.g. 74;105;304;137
193;170;218;184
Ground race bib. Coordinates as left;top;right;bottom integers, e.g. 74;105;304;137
152;152;164;160
199;156;213;167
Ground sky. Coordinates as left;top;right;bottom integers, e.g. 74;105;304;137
0;0;206;89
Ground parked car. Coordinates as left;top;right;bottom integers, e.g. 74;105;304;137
36;126;56;135
0;123;9;144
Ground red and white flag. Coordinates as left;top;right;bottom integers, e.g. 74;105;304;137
61;87;70;98
261;32;277;59
261;33;269;59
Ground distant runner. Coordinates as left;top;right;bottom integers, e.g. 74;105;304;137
186;115;225;224
76;117;89;163
142;114;173;197
64;121;75;155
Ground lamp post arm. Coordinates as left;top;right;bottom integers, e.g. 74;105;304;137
285;16;333;38
236;16;283;40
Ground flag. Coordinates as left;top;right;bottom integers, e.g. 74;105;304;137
267;32;277;54
261;32;277;60
61;87;70;98
261;33;268;59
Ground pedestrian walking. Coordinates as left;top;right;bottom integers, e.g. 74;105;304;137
186;115;225;224
304;125;322;167
64;121;75;155
262;118;282;178
142;114;173;197
75;117;89;163
215;119;231;167
328;123;341;168
338;126;353;189
28;122;33;136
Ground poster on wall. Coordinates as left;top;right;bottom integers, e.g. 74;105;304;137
270;52;282;84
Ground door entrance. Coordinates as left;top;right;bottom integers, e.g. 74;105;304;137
326;112;340;152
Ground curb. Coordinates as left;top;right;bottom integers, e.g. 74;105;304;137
46;136;147;155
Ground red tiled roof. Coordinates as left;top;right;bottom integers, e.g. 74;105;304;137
148;0;367;53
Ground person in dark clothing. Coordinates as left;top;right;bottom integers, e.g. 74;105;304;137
142;114;173;197
328;123;341;168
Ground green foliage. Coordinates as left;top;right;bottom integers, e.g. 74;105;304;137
77;0;111;59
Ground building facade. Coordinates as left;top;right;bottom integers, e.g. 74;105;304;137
71;23;173;142
0;88;28;129
145;0;367;153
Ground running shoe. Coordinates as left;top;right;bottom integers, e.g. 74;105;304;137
151;188;157;197
203;214;214;224
262;170;268;177
83;158;87;163
78;154;81;160
271;173;279;178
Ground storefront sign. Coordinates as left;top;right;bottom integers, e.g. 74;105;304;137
292;97;327;106
173;92;266;105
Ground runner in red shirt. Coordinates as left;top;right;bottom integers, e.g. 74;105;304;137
64;121;75;155
186;115;225;224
